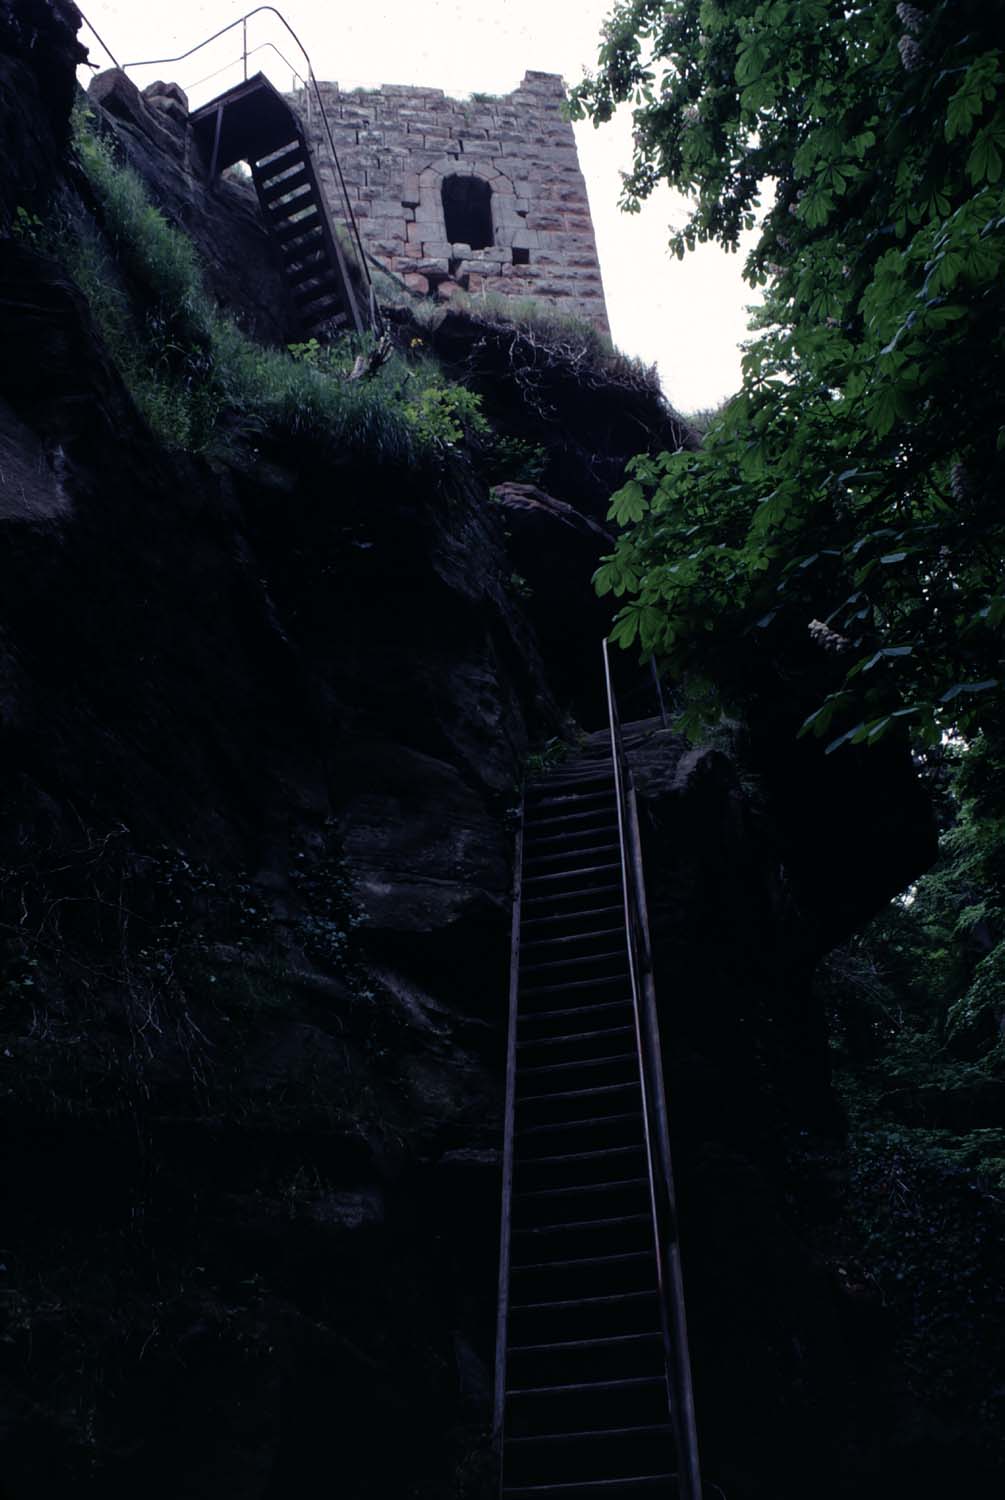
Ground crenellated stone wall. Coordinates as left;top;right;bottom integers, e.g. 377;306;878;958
294;70;610;331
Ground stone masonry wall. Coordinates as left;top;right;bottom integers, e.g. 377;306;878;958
294;71;610;332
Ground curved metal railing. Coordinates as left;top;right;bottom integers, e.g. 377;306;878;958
183;41;313;103
602;636;703;1500
493;791;523;1452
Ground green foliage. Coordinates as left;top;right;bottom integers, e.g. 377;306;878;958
823;735;1005;1086
816;734;1005;1453
680;401;729;438
11;204;45;245
483;435;548;487
571;1;1005;749
402;377;491;446
843;1119;1004;1444
287;336;327;367
525;737;573;776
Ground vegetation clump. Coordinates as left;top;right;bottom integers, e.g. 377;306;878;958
572;0;1005;753
817;735;1005;1464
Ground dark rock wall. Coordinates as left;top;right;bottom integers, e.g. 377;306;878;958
0;0;82;233
0;228;551;1493
626;724;939;1499
0;9;556;1491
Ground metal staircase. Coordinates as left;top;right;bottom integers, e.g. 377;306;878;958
495;647;702;1500
190;72;364;338
109;8;377;338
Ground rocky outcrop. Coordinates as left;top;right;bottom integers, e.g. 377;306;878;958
410;305;697;721
0;0;83;231
489;481;615;721
619;720;939;1499
86;66;294;345
423;305;697;522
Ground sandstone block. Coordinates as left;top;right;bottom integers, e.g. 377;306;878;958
403;273;430;294
368;199;407;220
492;196;524;227
143;78;188;113
369;218;407;243
459;259;503;279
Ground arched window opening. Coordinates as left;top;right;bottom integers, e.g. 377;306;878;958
442;175;493;249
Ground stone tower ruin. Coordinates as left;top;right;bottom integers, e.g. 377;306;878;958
295;71;610;332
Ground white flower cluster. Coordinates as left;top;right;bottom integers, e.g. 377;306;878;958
808;619;851;655
896;3;925;34
898;34;924;71
950;462;970;504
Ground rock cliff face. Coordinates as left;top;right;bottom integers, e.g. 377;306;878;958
0;5;942;1499
0;10;556;1491
0;236;533;1495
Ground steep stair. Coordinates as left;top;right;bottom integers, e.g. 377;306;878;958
190;72;364;337
496;718;699;1500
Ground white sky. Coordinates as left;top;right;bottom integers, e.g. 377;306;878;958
75;0;758;412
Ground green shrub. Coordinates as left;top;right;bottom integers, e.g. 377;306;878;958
482;435;547;487
401;378;490;445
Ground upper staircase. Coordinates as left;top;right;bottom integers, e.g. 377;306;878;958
190;73;365;338
495;664;702;1500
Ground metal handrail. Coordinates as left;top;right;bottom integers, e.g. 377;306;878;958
118;6;381;333
122;6;301;74
77;7;122;70
182;42;312;102
602;637;703;1500
493;793;524;1461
